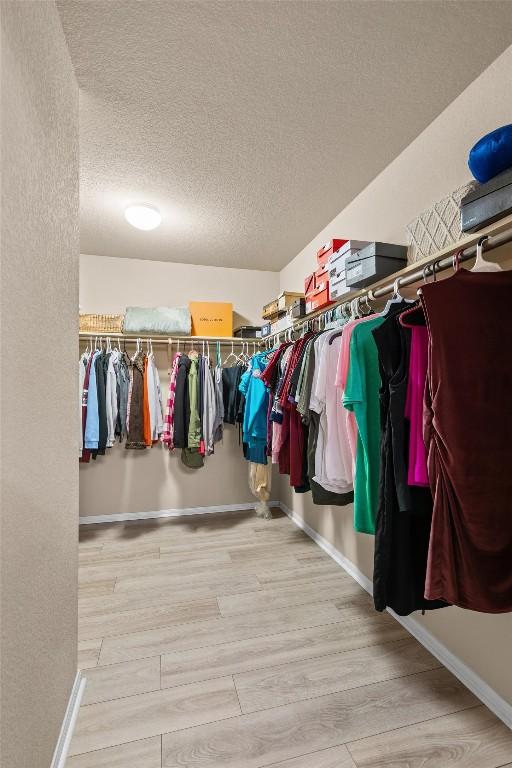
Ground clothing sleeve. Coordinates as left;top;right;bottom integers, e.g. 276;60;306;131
343;331;363;411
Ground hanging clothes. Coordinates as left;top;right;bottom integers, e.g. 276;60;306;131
404;325;429;487
115;350;129;442
105;348;119;448
222;364;244;424
80;351;95;463
173;354;191;450
92;351;108;457
343;315;388;534
84;349;100;452
212;364;224;443
249;461;272;519
162;352;181;449
126;351;146;450
78;353;87;459
182;352;203;468
239;352;271;464
297;334;352;507
371;308;447;616
202;357;217;455
420;269;512;612
310;329;353;494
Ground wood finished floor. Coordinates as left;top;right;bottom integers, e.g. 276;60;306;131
71;510;512;768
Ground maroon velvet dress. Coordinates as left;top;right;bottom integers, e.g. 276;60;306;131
420;269;512;613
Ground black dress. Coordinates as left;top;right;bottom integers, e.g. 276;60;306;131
372;310;446;616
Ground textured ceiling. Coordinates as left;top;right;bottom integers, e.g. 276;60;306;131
57;0;512;270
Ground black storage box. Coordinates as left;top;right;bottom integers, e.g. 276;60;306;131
234;325;262;339
345;242;407;289
260;322;272;338
460;168;512;232
291;297;306;319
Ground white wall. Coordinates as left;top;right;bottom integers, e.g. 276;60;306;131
81;253;277;329
0;3;79;766
79;254;279;519
279;45;512;707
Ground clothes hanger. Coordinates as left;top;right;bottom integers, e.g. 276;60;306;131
400;264;432;327
360;293;374;316
224;340;239;366
382;278;404;314
471;235;502;272
349;297;359;320
328;301;355;344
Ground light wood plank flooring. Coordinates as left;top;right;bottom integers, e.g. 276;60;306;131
70;510;512;768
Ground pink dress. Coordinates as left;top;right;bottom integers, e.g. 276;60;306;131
404;326;429;486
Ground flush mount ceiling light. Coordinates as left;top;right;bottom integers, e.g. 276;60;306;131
124;204;162;231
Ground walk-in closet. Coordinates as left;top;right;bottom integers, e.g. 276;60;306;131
2;2;512;767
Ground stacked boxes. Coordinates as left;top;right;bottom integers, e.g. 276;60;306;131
328;240;370;300
262;291;304;336
305;239;347;314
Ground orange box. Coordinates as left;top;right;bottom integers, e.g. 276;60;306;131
189;302;233;337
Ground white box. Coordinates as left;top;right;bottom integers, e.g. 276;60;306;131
328;240;371;273
271;313;293;335
330;283;351;300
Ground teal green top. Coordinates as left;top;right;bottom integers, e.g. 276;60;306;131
343;317;384;534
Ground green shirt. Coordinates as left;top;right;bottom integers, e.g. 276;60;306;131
343;317;384;534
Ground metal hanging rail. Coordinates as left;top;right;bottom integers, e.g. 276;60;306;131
78;332;263;346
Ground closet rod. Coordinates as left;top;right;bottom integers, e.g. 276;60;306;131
369;225;512;299
78;332;263;345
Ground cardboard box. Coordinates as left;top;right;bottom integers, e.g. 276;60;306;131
278;291;304;311
330;281;351;300
315;263;329;291
306;285;332;314
345;242;407;289
317;238;348;266
262;298;279;319
189;301;233;337
263;292;303;319
304;272;315;296
271;313;293;336
291;297;306;319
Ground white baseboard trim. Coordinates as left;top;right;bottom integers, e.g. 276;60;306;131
50;671;87;768
280;502;512;730
80;501;281;525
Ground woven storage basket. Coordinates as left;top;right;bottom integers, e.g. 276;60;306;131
79;313;124;334
406;181;477;263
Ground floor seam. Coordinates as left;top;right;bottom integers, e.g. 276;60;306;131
231;675;244;716
93;613;405;665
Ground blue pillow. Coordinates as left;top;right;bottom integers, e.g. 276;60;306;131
468;124;512;183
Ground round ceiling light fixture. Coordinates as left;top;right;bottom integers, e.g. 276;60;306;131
124;204;162;231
